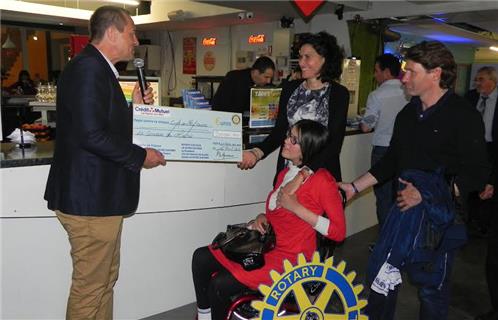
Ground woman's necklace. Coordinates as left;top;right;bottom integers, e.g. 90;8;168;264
305;79;326;91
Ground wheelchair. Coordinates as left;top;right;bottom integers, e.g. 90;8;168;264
225;190;348;320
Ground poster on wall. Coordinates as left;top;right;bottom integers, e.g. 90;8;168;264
203;51;216;71
70;35;89;58
249;88;282;128
339;58;361;117
183;37;197;74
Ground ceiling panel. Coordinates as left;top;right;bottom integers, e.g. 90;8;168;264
2;0;498;49
405;0;460;4
20;0;138;11
385;8;498;47
434;10;498;34
389;20;498;47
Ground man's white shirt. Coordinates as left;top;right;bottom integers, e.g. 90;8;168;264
361;79;410;147
479;86;497;142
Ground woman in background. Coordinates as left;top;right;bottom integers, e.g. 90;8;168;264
239;31;349;185
9;70;37;95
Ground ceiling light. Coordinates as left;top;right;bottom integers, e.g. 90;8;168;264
490;46;498;52
2;34;16;49
107;0;140;6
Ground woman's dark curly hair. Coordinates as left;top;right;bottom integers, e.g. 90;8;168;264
297;31;345;82
292;119;329;168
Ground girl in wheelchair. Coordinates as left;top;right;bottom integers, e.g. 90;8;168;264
192;119;346;320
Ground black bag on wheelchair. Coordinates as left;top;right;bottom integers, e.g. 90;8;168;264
211;223;276;271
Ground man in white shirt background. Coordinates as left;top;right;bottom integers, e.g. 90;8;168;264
360;54;410;238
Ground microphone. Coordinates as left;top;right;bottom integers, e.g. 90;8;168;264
133;58;148;103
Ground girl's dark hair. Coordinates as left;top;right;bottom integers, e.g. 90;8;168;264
293;119;329;167
297;31;344;82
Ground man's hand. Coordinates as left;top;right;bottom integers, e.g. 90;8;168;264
143;148;166;169
396;178;422;211
479;184;494;200
339;182;356;201
238;150;258;170
360;122;372;133
132;82;154;105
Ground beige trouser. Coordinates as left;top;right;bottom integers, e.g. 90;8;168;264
56;210;123;320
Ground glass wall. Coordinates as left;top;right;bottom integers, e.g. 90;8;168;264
2;25;25;89
1;23;79;140
2;24;74;92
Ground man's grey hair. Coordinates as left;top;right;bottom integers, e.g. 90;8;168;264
477;66;497;83
89;6;130;43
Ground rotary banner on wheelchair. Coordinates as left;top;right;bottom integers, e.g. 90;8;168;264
227;251;368;320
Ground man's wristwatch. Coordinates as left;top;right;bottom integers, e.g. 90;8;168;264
248;148;263;161
351;182;360;194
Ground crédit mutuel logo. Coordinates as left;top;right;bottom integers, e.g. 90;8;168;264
252;252;368;320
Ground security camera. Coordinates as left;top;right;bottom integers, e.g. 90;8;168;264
280;16;294;28
246;12;254;19
168;9;185;21
334;4;344;20
237;12;245;20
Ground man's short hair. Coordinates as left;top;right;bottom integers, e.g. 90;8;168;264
251;56;276;73
89;6;130;43
375;54;401;77
477;66;497;84
404;41;456;89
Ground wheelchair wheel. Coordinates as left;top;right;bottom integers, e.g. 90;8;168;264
227;281;346;319
227;294;260;320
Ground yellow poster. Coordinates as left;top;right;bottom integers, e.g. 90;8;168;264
249;88;282;128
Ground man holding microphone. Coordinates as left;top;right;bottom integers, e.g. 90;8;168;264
44;6;165;319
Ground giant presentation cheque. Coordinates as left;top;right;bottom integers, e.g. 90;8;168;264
133;105;242;162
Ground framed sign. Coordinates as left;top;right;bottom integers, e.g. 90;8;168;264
203;51;216;71
340;58;361;117
183;37;197;74
249;88;282;128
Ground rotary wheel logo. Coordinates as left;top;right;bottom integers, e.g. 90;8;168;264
232;114;241;125
252;252;368;319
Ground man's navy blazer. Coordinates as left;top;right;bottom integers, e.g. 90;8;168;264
45;44;146;216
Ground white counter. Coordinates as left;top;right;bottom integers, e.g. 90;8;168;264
0;132;375;319
29;101;56;127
